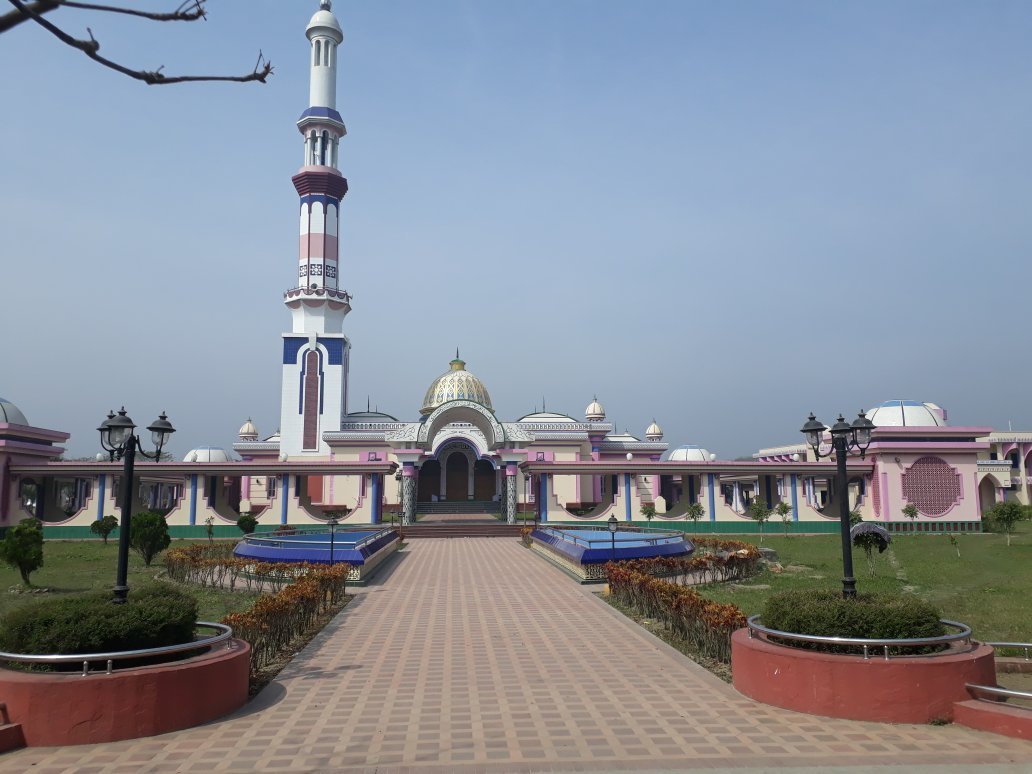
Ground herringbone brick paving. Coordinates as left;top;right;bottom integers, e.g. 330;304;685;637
2;539;1030;773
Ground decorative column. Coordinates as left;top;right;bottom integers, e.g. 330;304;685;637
402;463;416;525
504;463;517;524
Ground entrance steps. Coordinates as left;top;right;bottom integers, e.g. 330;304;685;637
403;523;524;539
416;501;500;515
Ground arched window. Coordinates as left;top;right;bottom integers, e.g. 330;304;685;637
314;40;322;67
320;130;329;165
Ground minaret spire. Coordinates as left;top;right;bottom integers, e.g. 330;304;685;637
279;2;352;458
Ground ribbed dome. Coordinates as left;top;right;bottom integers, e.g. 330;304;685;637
184;446;234;463
644;419;663;440
666;444;716;462
865;400;947;428
420;354;492;416
306;0;342;42
0;397;28;426
238;418;258;440
585;397;605;421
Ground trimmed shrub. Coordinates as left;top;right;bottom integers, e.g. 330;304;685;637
762;590;946;653
0;583;197;660
90;514;119;544
130;511;171;566
0;518;43;586
237;514;258;534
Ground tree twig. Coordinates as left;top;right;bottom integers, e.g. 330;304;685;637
5;0;272;85
60;0;207;23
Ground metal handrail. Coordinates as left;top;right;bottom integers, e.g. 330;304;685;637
985;641;1032;660
538;526;682;548
966;683;1032;704
0;622;233;676
241;526;393;552
746;615;973;660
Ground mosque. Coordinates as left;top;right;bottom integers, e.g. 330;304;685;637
1;3;1029;535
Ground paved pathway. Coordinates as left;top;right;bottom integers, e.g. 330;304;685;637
3;540;1031;773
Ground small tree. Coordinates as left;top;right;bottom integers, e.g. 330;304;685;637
684;501;704;533
901;503;919;533
130;511;171;566
640;503;656;525
0;518;43;586
947;533;960;558
204;514;215;544
775;501;792;538
747;500;772;544
90;514;119;544
849;512;882;577
237;512;258;534
985;501;1030;547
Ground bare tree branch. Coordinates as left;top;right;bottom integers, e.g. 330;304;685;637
5;0;273;85
0;0;58;34
60;1;207;23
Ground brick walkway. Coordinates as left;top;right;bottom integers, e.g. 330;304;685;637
3;539;1031;773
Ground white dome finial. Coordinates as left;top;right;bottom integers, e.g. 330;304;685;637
320;0;332;9
585;395;605;422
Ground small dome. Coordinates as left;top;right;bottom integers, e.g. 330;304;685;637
865;400;947;428
644;419;663;441
184;446;234;463
344;410;400;422
666;444;715;462
585;397;605;422
238;418;258;440
0;397;28;426
307;1;343;43
517;411;578;423
605;431;640;442
420;353;492;416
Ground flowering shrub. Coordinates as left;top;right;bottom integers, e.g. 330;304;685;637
606;563;747;663
614;539;762;585
165;543;351;676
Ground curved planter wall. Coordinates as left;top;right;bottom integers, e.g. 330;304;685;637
0;639;250;746
731;628;995;724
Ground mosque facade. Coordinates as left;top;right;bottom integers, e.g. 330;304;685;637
1;4;1028;535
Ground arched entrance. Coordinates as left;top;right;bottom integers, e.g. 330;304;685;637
473;459;495;500
446;452;469;501
417;459;441;502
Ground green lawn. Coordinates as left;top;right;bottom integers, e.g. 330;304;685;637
0;539;258;622
695;522;1032;644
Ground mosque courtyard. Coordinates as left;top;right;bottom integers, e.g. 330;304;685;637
4;539;1030;773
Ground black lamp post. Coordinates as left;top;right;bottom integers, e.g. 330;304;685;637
801;411;874;599
608;514;618;561
327;516;339;565
99;407;175;604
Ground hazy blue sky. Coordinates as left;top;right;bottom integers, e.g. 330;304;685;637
2;0;1031;459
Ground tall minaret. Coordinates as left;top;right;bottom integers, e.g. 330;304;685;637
280;0;352;457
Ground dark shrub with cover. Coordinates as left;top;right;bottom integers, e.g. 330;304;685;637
0;583;197;659
762;590;946;653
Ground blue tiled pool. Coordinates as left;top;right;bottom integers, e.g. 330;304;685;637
532;526;693;568
233;528;397;566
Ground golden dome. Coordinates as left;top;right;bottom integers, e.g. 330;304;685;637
420;353;492;415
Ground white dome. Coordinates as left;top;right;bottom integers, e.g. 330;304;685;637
585;397;605;421
307;1;343;43
0;397;28;426
644;419;663;440
865;400;946;428
605;431;640;442
238;418;258;439
420;354;492;415
184;446;234;463
666;444;715;462
518;411;578;423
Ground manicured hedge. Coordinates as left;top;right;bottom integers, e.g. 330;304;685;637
762;590;946;653
0;584;198;659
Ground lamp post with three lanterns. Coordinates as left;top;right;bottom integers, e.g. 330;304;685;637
800;411;874;599
98;407;175;604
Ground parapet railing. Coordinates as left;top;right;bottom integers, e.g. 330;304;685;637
746;615;974;660
985;641;1032;661
966;639;1032;709
536;525;684;548
240;525;394;552
0;622;233;677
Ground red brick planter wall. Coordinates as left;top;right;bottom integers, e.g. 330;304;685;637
731;628;995;724
0;639;250;746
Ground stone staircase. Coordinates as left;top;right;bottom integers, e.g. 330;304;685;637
416;500;501;516
402;523;524;539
